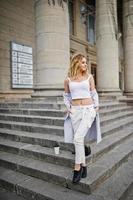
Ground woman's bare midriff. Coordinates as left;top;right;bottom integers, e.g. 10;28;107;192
72;98;93;106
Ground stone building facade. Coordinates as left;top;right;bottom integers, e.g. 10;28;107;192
0;0;133;100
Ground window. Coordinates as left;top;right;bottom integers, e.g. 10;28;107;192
86;0;95;45
68;0;74;35
80;2;87;24
91;64;97;87
87;15;95;44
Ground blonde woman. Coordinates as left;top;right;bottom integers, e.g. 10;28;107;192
63;53;102;184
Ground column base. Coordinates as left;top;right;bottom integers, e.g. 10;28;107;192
97;89;122;100
124;92;133;97
0;91;32;102
119;95;133;105
32;88;63;98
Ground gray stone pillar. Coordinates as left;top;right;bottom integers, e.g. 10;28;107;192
96;0;121;97
33;0;70;97
123;0;133;96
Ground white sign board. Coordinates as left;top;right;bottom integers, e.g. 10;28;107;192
11;42;33;88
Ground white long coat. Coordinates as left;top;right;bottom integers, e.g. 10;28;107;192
64;112;102;144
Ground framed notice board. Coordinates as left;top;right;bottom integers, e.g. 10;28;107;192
11;42;33;89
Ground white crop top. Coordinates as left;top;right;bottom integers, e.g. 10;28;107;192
68;75;92;100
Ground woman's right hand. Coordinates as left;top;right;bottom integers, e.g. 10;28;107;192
64;109;72;115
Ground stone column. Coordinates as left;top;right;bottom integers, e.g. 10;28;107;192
33;0;70;97
96;0;121;97
123;0;133;96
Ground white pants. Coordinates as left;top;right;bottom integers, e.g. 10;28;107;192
70;105;96;165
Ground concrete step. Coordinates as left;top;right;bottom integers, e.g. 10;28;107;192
0;114;133;138
101;115;133;137
91;125;133;162
0;128;72;151
0;122;132;153
99;102;127;110
0;113;65;127
75;137;133;194
0;157;133;200
0;167;91;200
93;156;133;200
0;109;133;127
0;125;132;168
0;138;74;168
0;104;132;118
121;182;133;200
0;108;65;117
0;120;63;136
0;137;133;194
0;102;64;110
1;154;133;200
0;185;27;200
0;167;88;200
0;101;127;110
21;97;112;103
100;106;133;117
0;99;132;199
100;110;133;126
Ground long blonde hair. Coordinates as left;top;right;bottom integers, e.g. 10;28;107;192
68;53;88;79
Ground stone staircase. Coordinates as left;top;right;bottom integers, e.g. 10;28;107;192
0;98;133;200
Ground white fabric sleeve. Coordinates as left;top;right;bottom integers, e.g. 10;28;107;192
63;92;72;110
90;89;99;108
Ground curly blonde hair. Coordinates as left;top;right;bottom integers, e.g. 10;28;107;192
68;53;88;79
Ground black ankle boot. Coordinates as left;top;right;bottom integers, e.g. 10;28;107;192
81;166;87;178
72;166;83;183
85;145;91;156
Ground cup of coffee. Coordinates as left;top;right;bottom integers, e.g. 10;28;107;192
54;146;60;155
54;142;60;155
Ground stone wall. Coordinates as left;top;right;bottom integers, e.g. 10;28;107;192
0;0;97;99
0;0;35;99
